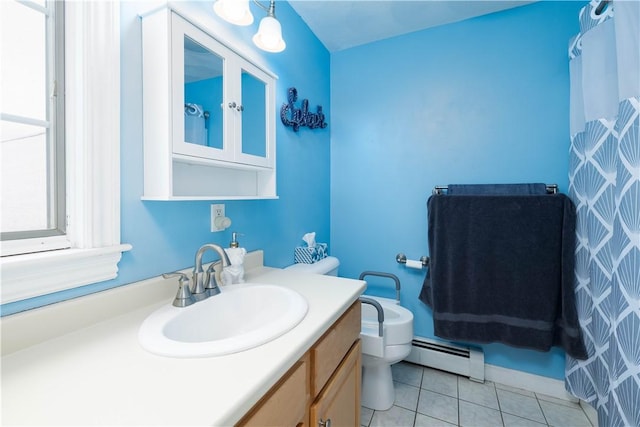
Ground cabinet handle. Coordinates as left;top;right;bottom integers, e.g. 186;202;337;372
228;102;244;112
318;418;331;427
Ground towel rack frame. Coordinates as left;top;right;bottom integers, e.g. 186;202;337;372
432;184;558;195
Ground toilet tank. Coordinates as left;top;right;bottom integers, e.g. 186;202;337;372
284;256;340;276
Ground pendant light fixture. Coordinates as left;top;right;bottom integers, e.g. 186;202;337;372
251;0;286;53
213;0;253;26
214;0;286;53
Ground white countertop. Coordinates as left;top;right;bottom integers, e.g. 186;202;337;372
1;256;366;426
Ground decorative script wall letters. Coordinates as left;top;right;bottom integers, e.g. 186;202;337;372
280;87;327;132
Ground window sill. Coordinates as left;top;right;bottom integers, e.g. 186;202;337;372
1;244;132;304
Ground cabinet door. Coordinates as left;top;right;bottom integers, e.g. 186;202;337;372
238;356;309;426
312;302;361;396
233;58;275;168
171;13;234;162
310;340;361;427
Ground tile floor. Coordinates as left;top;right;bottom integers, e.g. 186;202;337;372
361;362;596;427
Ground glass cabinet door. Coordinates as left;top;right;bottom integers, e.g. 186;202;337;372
170;12;274;168
234;59;275;168
240;69;266;158
183;36;223;150
171;13;233;162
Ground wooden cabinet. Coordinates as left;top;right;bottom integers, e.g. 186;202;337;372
238;302;361;427
141;8;277;200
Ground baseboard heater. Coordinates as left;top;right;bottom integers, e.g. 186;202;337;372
404;336;485;382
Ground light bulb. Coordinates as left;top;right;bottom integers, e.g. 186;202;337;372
252;16;286;52
213;0;253;26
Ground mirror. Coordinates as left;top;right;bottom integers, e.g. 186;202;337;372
241;69;267;158
183;36;223;150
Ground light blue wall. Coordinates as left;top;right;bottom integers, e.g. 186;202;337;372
330;1;584;380
1;1;331;315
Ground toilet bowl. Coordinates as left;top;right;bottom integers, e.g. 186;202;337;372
284;259;414;411
360;296;414;410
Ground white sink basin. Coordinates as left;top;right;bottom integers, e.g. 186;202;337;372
138;284;308;358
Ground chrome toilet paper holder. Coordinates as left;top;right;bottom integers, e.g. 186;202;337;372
396;253;429;268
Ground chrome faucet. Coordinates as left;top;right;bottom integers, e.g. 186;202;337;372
192;243;231;300
161;272;196;307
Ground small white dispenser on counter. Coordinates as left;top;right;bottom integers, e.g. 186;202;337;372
221;232;247;285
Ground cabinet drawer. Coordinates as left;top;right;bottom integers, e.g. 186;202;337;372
312;302;361;396
238;354;309;426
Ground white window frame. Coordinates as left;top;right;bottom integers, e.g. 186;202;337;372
1;1;131;304
1;0;67;255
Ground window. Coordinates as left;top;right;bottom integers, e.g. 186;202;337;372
1;1;131;305
1;0;67;256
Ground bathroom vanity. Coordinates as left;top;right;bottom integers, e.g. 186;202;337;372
0;251;365;425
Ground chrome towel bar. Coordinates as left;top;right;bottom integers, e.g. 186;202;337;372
432;184;558;195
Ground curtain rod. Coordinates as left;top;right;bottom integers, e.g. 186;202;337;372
595;0;610;15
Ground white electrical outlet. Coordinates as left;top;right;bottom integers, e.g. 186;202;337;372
211;204;229;232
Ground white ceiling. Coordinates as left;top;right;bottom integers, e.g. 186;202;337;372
287;1;537;52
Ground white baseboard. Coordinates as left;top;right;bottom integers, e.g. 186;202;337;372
485;364;577;402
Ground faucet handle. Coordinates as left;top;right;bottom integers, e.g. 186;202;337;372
162;272;195;307
204;262;222;297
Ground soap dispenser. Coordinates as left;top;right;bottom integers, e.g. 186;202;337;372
230;232;240;248
221;232;247;285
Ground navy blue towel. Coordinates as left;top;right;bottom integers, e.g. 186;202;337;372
419;194;588;360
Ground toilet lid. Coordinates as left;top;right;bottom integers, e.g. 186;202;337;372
284;256;340;274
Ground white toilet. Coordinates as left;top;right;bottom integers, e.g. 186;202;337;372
285;257;414;411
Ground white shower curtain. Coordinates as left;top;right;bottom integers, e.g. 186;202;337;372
566;1;640;426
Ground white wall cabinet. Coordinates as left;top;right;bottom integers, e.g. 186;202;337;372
141;9;277;200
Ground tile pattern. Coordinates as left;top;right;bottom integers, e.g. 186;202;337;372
361;362;597;427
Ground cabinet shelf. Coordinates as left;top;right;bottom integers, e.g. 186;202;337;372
142;196;279;201
142;158;277;200
171;153;274;171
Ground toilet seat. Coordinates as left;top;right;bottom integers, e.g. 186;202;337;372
361;296;413;346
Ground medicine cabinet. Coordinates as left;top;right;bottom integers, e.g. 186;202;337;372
141;9;277;200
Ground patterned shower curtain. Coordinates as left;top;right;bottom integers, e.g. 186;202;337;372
565;1;640;426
